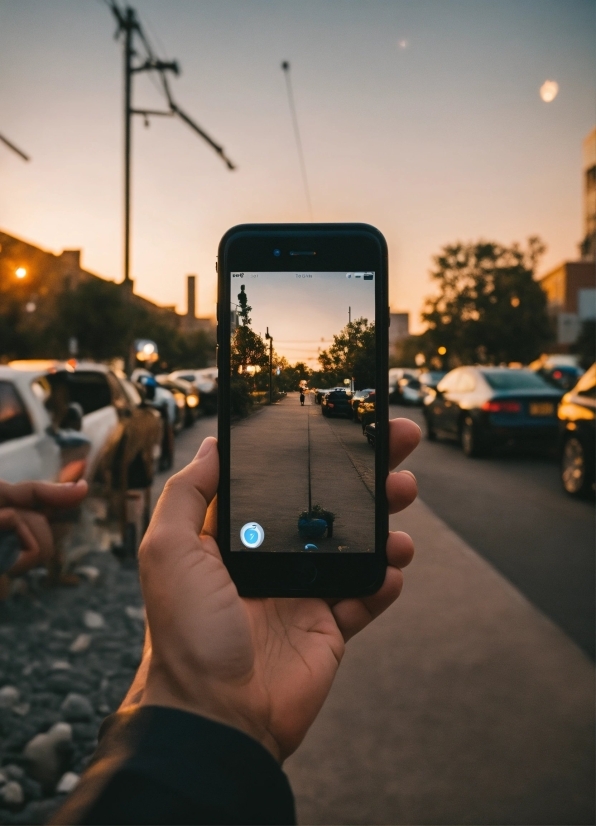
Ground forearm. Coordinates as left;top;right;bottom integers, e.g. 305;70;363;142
51;706;296;826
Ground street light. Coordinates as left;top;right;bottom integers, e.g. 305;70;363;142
265;327;273;405
15;267;26;279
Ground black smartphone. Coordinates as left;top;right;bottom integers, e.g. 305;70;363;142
217;223;389;597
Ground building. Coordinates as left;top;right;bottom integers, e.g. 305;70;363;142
580;127;596;261
389;311;409;354
0;230;215;335
539;127;596;348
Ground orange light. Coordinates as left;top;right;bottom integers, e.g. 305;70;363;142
15;267;27;279
438;346;447;356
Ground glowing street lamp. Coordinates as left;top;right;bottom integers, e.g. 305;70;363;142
437;346;447;356
15;267;27;279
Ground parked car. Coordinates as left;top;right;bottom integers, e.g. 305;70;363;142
157;376;199;427
423;366;563;457
389;368;419;402
419;371;447;393
350;388;375;418
397;377;424;405
353;390;376;422
321;389;353;418
132;370;178;471
0;366;91;485
558;364;595;498
529;354;584;391
169;368;217;415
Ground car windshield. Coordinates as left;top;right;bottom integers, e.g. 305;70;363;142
482;370;551;391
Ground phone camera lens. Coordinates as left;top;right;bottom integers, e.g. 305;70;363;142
273;248;281;257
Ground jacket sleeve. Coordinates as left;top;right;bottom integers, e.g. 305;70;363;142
51;705;296;825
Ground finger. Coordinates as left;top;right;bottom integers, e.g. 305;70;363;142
142;437;218;559
386;470;418;514
330;530;414;642
12;512;53;572
0;479;87;512
389;418;421;470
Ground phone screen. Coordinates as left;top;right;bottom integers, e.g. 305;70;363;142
229;270;376;554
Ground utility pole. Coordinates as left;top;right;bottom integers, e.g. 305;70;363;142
265;327;273;404
107;2;236;287
348;306;351;323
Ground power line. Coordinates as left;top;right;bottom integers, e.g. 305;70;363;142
281;61;313;221
0;133;30;162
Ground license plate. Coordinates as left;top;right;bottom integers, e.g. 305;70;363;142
529;402;554;417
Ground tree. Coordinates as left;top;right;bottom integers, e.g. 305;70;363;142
318;318;376;388
421;237;553;366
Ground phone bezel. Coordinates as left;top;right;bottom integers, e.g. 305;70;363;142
217;223;389;597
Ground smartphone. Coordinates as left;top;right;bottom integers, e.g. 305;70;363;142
217;223;389;597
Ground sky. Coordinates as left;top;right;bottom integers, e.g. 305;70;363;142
232;271;376;364
0;0;594;332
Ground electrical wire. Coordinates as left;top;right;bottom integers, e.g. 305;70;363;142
281;61;313;221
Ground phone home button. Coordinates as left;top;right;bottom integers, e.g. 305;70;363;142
292;559;317;586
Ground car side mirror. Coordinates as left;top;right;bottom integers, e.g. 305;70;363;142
60;402;84;431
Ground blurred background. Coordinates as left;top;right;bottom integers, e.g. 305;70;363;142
0;1;594;824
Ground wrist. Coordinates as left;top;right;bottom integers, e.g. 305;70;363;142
139;680;282;763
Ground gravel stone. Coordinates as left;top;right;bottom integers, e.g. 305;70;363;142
0;688;20;710
55;772;79;794
2;768;23;783
60;694;94;724
82;611;104;630
69;634;91;654
23;722;73;790
0;782;24;809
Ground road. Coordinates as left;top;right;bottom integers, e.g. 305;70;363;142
390;403;595;659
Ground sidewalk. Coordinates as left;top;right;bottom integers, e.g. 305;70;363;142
284;498;595;825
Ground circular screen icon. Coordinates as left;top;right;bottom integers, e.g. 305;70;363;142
240;522;265;549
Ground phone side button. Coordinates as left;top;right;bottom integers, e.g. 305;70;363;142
293;559;317;586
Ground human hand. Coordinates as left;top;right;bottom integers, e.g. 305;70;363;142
0;480;88;576
132;420;420;762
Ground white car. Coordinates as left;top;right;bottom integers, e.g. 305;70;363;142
168;368;217;414
0;365;91;484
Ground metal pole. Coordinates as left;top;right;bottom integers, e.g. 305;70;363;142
266;327;273;404
123;7;134;286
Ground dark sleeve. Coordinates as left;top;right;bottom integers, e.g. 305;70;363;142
51;706;296;825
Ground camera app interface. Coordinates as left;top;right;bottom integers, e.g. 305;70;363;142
230;270;376;553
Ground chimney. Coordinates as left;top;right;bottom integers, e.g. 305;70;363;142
60;250;81;270
186;274;196;318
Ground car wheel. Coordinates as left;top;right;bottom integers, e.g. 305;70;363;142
461;417;486;458
561;435;593;497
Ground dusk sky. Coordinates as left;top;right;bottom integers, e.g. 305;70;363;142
1;0;594;331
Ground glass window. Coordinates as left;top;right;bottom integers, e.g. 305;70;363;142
0;381;33;443
65;372;112;414
482;370;550;391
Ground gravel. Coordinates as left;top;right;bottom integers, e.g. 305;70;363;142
0;549;145;824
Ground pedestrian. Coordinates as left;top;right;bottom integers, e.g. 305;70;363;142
299;386;306;405
53;420;421;825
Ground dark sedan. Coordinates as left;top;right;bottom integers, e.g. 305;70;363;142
423;367;563;457
321;389;353;418
558;364;595;498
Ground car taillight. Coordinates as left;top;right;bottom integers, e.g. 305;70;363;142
327;402;335;408
481;400;521;413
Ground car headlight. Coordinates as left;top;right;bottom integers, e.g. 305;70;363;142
174;392;186;408
186;394;199;408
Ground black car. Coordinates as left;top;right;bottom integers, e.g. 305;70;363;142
423;367;563;457
350;388;375;420
157;377;200;427
321;389;353;418
558;364;595;498
364;422;375;447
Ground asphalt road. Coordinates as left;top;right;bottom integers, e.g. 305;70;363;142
390;403;595;659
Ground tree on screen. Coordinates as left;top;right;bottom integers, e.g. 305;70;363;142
318;318;376;389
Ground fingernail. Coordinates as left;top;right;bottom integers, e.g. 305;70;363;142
400;470;416;482
195;438;216;460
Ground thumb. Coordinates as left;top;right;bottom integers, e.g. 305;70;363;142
144;437;219;550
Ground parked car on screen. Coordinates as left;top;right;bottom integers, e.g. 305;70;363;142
423;366;563;457
350;389;375;419
0;366;91;485
364;422;376;447
389;368;419;402
321;389;353;418
558;364;595;498
169;368;217;415
356;392;376;431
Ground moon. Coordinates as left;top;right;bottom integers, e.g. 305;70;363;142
540;80;559;102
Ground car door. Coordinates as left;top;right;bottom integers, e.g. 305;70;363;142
0;379;60;483
432;370;462;435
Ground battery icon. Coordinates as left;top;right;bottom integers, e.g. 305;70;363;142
363;272;374;280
